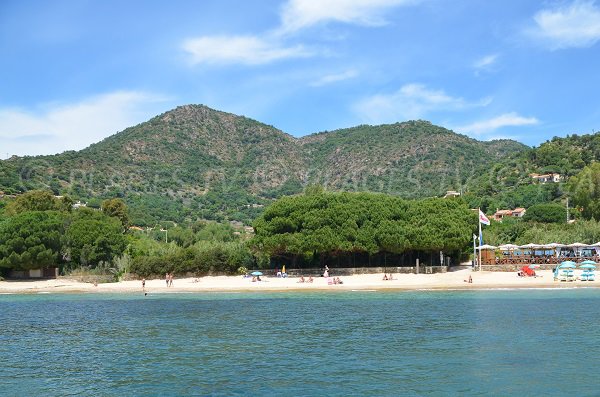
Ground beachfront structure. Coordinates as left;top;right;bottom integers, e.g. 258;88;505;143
530;172;561;183
8;268;59;279
478;242;600;267
493;207;526;221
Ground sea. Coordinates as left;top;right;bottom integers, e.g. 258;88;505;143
1;289;599;396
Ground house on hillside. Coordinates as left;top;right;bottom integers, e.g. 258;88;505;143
72;200;87;209
530;173;561;183
443;190;461;198
493;207;526;221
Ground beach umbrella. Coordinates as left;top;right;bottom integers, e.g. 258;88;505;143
498;244;519;250
528;264;540;269
251;271;263;276
591;242;600;247
579;264;597;269
568;242;588;247
476;244;497;250
520;243;540;249
542;243;565;248
282;265;286;274
559;261;576;269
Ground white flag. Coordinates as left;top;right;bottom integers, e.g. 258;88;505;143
479;209;490;225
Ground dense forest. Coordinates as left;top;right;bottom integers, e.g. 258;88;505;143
2;186;600;281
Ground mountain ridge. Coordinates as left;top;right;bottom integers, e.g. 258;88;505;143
0;104;529;224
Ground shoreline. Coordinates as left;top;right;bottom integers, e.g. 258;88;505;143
1;269;599;295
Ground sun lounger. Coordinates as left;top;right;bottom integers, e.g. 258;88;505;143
558;270;569;281
588;273;596;281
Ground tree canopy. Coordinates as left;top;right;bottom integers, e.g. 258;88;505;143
5;190;72;215
568;162;600;220
63;208;127;268
101;198;130;230
251;192;477;259
522;203;567;223
0;211;65;270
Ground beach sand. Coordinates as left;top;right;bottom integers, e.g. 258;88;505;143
0;269;596;294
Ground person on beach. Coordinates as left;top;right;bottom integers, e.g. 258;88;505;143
298;276;305;283
169;273;173;287
165;273;169;287
308;276;313;283
142;278;146;290
383;274;388;281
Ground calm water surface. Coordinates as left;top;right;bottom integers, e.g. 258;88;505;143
1;289;599;396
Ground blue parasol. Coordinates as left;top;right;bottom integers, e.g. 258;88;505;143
579;264;596;269
251;271;263;276
559;261;576;268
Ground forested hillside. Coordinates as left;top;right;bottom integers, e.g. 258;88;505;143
0;104;556;225
465;132;600;213
300;121;526;198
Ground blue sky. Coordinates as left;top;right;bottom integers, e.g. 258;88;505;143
2;0;600;156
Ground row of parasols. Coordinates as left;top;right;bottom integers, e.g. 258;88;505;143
552;260;597;281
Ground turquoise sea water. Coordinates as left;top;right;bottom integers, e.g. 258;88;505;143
1;289;600;396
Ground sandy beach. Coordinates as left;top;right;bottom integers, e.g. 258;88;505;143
0;269;597;294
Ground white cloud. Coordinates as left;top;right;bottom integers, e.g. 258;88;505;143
182;0;417;66
310;70;358;86
354;83;491;123
182;35;313;65
529;0;600;49
473;54;498;70
279;0;415;33
0;91;169;157
456;112;539;135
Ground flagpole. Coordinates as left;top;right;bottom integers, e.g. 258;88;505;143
478;207;482;272
473;234;477;270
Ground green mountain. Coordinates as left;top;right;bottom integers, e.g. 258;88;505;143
301;121;526;198
0;105;529;225
464;132;600;212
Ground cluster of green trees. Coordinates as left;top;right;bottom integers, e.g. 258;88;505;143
251;190;477;265
0;190;258;278
5;184;600;280
568;162;600;220
0;191;127;272
128;221;255;277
